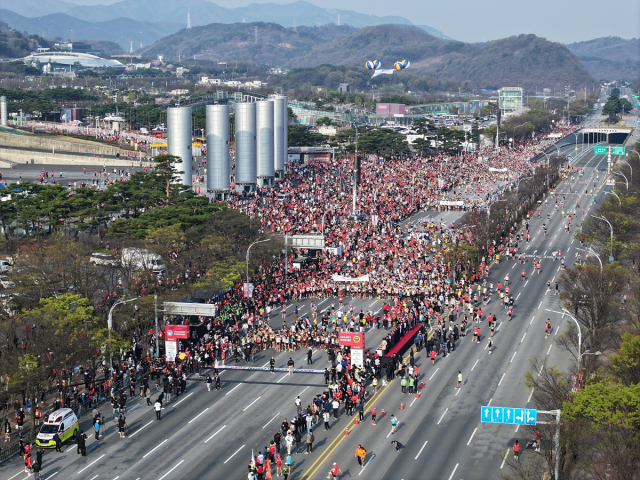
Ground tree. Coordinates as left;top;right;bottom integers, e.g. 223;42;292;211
288;125;328;147
315;116;336;127
153;154;185;200
602;95;622;122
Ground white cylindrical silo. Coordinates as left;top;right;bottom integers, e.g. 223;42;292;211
234;102;257;189
0;96;7;126
256;100;274;186
273;96;285;176
167;106;193;186
280;95;288;174
206;104;230;193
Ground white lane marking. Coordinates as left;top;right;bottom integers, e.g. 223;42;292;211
277;374;288;383
8;472;24;480
77;454;106;474
496;322;502;331
538;365;544;376
299;386;310;396
158;460;184;480
470;359;479;372
243;396;262;412
551;276;555;282
467;427;477;446
89;476;98;480
501;449;510;469
530;315;535;325
538;301;543;309
410;397;418;407
129;420;153;438
358;454;375;476
171;392;193;407
515;424;520;433
429;368;439;380
224;444;246;464
47;474;59;480
498;373;505;386
143;439;168;458
225;384;243;396
127;405;139;414
510;351;517;363
547;344;553;355
488;398;493;406
188;407;209;424
447;463;459;480
521;333;526;343
415;440;429;459
455;387;461;397
527;389;534;403
543;250;547;256
524;280;529;287
204;424;227;443
571;238;575;244
512;263;516;269
555;326;560;336
262;412;280;429
516;292;521;300
437;408;449;425
261;361;269;367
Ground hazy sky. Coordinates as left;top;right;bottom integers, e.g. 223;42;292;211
66;0;640;43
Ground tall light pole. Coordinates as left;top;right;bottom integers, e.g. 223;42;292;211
619;159;632;183
540;151;551;188
108;296;140;377
604;191;621;206
352;125;359;215
546;308;582;369
246;238;271;285
487;198;507;219
591;214;613;261
611;171;628;191
576;246;603;272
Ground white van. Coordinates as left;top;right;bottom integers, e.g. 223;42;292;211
36;408;79;448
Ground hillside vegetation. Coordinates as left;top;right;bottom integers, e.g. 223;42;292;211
566;37;640;81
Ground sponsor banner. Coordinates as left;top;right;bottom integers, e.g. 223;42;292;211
288;154;300;162
243;282;254;298
165;340;178;362
217;366;325;374
332;274;370;282
351;348;364;368
165;325;190;340
439;200;464;206
488;167;508;172
338;331;365;348
325;246;343;255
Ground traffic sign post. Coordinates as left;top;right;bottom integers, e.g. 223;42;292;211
612;146;625;155
593;146;607;155
481;406;537;425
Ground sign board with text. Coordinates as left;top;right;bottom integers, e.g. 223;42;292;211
165;325;190;340
594;146;607;155
338;331;365;349
481;406;537;425
165;340;178;362
612;146;626;155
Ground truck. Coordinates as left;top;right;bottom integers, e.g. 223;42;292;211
121;248;165;274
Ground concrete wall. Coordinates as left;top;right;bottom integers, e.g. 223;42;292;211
0;148;153;167
0;131;129;156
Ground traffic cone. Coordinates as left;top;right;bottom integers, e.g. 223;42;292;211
420;382;425;389
344;428;349;436
400;402;404;410
415;391;420;399
355;417;360;425
380;409;386;418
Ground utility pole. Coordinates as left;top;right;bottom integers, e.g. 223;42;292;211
154;294;159;358
352;125;359;215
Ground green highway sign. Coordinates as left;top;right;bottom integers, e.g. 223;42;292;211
612;146;626;155
633;95;639;99
594;146;607;155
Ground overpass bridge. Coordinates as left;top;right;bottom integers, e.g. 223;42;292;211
580;125;634;145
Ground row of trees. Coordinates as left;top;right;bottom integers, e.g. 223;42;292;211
502;140;640;480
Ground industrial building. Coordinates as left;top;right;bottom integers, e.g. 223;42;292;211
498;87;524;115
22;51;125;73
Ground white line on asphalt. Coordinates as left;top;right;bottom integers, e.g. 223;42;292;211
498;373;505;386
89;476;98;480
243;396;262;412
299;386;310;396
528;389;535;403
225;384;243;396
46;474;59;480
538;301;543;309
415;440;429;459
171;392;193;407
429;368;439;380
539;365;544;376
262;412;280;429
543;250;547;256
447;464;459;480
524;280;529;287
515;424;520;433
277;374;288;383
571;238;575;244
467;427;477;446
143;439;168;458
555;326;560;336
112;478;119;480
358;454;375;476
530;316;535;325
410;397;418;407
77;454;106;474
437;408;449;425
496;322;502;331
512;263;516;269
521;333;526;343
470;359;479;372
205;425;227;443
551;276;555;283
158;460;184;480
501;449;510;469
224;444;246;464
554;234;558;239
261;361;269;367
8;472;24;480
510;351;517;363
547;344;553;355
516;292;521;300
127;405;139;414
488;398;493;406
188;407;209;424
566;247;570;253
129;420;153;438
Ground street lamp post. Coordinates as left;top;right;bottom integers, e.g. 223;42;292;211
487;198;507;219
108;296;140;378
590;214;613;261
246;238;271;286
611;171;628;191
604;191;621;206
619;159;632;183
576;247;603;272
546;308;582;369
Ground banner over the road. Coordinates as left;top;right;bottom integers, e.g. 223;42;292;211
338;331;365;348
332;274;370;282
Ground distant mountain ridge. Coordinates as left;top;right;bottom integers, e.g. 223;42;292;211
565;37;639;81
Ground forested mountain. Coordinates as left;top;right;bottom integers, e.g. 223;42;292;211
566;37;640;81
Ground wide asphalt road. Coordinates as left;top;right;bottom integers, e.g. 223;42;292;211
0;143;624;480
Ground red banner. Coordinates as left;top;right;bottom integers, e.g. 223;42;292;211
165;325;190;340
338;332;364;348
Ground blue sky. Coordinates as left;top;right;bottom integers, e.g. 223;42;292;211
67;0;640;43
